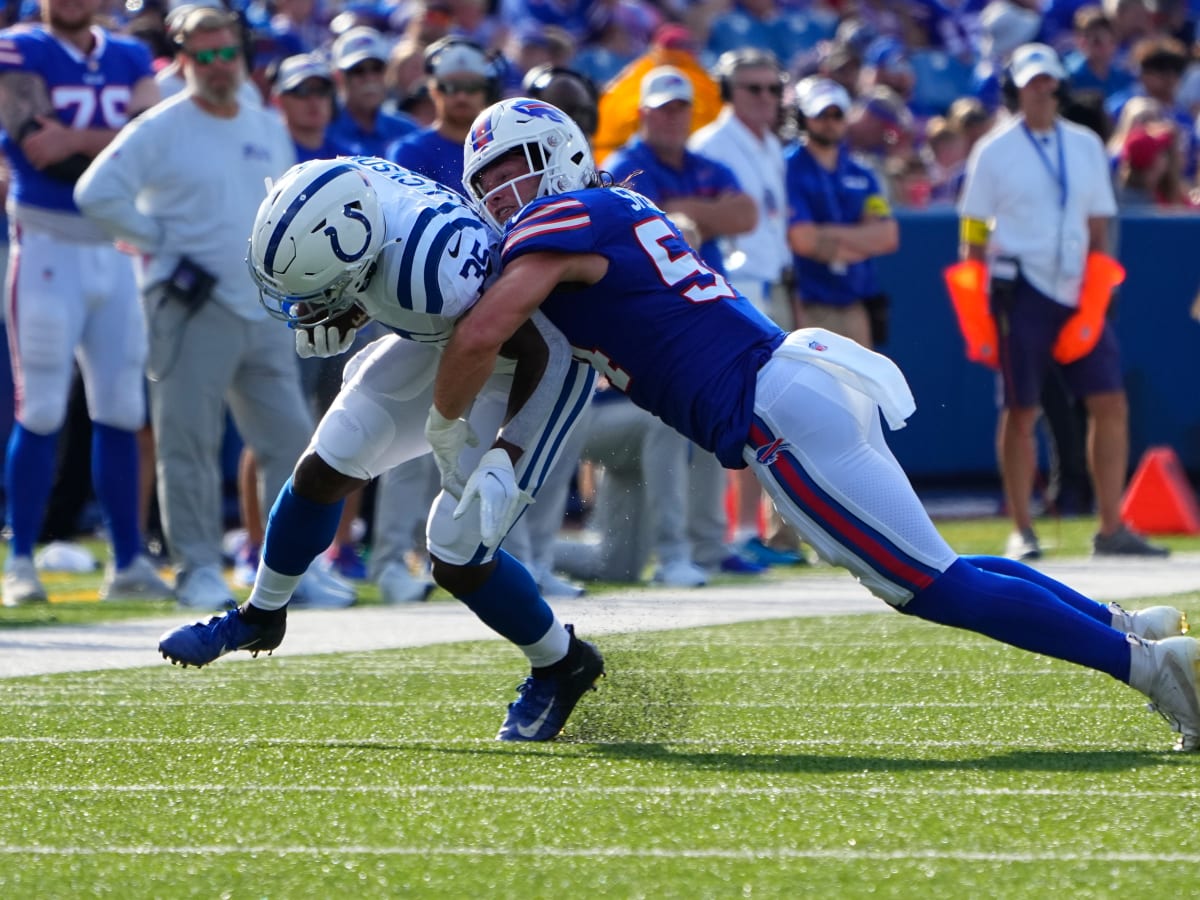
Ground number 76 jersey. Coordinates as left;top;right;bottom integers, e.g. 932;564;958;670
499;186;785;469
0;25;153;213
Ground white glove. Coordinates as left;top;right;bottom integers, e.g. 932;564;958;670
453;448;534;549
295;324;357;359
425;407;479;498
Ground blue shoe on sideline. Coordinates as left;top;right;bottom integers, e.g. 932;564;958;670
718;553;768;575
497;624;604;741
158;606;286;668
327;544;368;580
740;537;808;567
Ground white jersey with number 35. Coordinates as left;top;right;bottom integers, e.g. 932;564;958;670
348;156;495;345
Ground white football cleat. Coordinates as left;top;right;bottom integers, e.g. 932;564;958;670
377;561;434;605
1129;635;1200;751
100;555;174;601
1109;603;1189;640
3;555;47;607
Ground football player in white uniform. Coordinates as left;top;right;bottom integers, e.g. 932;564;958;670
158;157;603;741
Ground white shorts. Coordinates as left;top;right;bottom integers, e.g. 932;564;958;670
310;333;595;567
744;350;957;607
6;224;146;433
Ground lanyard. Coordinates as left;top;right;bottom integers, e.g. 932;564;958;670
1021;121;1067;210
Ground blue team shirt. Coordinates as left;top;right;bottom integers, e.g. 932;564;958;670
605;137;744;276
327;106;418;159
784;141;888;305
499;186;785;468
386;128;466;196
0;25;153;213
293;134;351;164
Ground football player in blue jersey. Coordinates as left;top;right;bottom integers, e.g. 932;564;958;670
428;97;1200;752
0;0;171;606
157;157;604;742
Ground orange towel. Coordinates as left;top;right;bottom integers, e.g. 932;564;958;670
943;259;998;369
1052;252;1124;364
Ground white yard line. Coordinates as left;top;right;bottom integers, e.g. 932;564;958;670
1;554;1197;679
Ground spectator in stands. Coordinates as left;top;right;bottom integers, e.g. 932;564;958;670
948;96;997;154
924;114;969;203
1065;5;1136;101
522;64;599;141
328;26;417;156
785;77;899;350
75;6;350;609
1107;36;1194;175
272;53;347;162
957;41;1168;561
973;0;1044;112
705;0;835;72
844;85;916;196
1114;121;1175;205
503;23;574;88
573;0;656;89
860;37;916;110
1105;0;1153;68
815;39;862;100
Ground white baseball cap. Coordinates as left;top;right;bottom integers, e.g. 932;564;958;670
274;53;333;94
1009;42;1066;88
427;40;494;79
332;26;391;71
798;78;851;118
640;66;693;108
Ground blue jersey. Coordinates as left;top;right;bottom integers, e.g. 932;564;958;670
327;106;418;159
605;137;742;277
386;128;466;197
293;134;351;164
0;25;153;213
784;141;889;305
500;186;785;468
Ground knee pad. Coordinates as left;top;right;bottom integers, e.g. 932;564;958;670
311;393;397;481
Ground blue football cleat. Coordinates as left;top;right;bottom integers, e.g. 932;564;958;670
158;605;286;668
740;537;808;568
497;624;605;741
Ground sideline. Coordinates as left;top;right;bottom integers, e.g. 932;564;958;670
1;554;1197;678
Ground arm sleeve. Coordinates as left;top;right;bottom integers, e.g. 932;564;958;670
73;117;165;250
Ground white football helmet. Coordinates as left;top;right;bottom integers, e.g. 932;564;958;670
462;97;597;231
249;159;386;326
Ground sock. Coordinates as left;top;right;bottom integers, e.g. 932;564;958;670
4;424;59;559
260;477;344;577
964;555;1112;625
248;562;305;612
456;549;558;649
92;423;141;569
902;557;1131;682
525;618;572;671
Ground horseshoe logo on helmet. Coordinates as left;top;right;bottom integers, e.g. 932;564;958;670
325;203;373;262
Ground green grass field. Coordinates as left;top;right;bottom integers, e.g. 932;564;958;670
1;518;1199;898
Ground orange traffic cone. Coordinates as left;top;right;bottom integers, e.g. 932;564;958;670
1119;446;1200;535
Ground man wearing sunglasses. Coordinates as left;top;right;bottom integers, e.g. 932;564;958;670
0;0;169;606
74;7;333;611
785;77;898;351
328;26;416;158
272;52;347;163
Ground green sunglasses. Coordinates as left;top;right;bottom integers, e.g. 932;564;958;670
188;45;240;65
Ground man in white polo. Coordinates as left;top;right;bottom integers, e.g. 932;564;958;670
958;42;1166;561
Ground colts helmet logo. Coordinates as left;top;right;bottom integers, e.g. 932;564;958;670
325;203;373;262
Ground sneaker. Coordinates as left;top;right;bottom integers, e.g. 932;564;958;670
34;540;97;573
1109;602;1189;640
2;555;47;607
537;570;585;599
717;553;767;575
651;559;708;588
497;624;605;741
1005;528;1041;561
326;544;368;581
1093;525;1170;557
176;565;235;610
158;605;286;668
292;562;356;609
740;537;807;567
1129;635;1200;751
232;542;260;589
377;560;435;605
99;555;174;601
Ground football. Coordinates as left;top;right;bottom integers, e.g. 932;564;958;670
292;301;371;338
